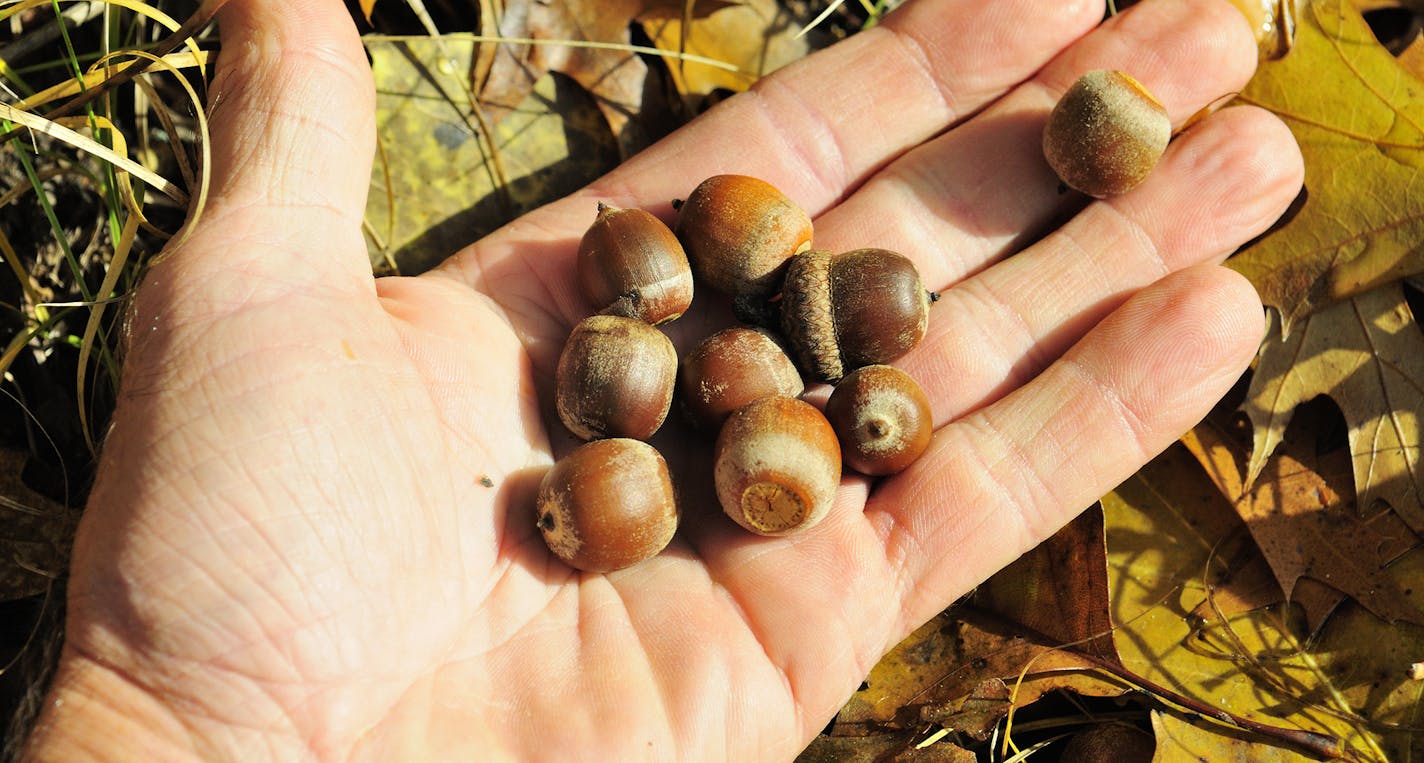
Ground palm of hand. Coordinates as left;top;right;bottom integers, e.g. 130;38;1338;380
41;0;1304;761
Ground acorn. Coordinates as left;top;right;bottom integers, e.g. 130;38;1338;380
1042;69;1170;198
675;174;814;324
554;315;677;441
824;365;932;476
714;396;841;536
678;327;805;432
577;203;693;324
779;248;933;383
535;438;679;573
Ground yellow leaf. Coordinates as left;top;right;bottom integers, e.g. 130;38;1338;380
359;0;377;23
1241;283;1424;532
640;0;817;97
364;37;618;273
1228;0;1424;329
1103;445;1378;759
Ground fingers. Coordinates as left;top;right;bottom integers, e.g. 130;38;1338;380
814;0;1260;285
904;106;1302;425
168;0;376;291
435;0;1102;302
870;264;1265;633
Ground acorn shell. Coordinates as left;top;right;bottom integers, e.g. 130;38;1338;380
780;248;931;383
825;365;932;476
577;203;693;324
1042;69;1170;198
555;315;677;441
714;396;841;536
535;438;679;573
679;327;805;432
675;175;813;320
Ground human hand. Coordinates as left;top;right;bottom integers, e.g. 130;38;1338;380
23;0;1303;760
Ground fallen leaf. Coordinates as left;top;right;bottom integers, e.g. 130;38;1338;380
365;37;619;273
1151;710;1320;762
831;606;1125;734
1228;0;1424;328
477;0;732;157
972;506;1118;663
1311;550;1424;761
1241;283;1424;533
1183;418;1422;627
796;733;976;763
1103;444;1378;759
640;0;823;99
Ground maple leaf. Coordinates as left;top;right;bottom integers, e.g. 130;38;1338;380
1228;0;1424;329
1241;282;1424;532
1182;420;1422;626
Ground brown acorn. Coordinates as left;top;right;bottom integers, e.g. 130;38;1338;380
675;175;813;323
535;438;679;573
577;203;693;324
824;365;932;476
1042;70;1170;198
555;315;677;441
714;396;841;536
678;327;805;432
780;248;932;383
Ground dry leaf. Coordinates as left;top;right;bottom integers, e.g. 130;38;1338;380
1228;0;1424;328
477;0;732;157
1182;419;1422;627
1241;283;1424;532
365;37;619;273
796;733;976;763
831;606;1124;734
1151;711;1320;762
640;0;823;98
1103;444;1378;759
1311;558;1424;761
972;506;1118;663
359;0;378;24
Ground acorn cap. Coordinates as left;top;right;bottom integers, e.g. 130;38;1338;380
779;250;842;382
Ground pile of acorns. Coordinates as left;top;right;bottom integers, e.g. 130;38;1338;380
535;174;937;573
535;68;1173;573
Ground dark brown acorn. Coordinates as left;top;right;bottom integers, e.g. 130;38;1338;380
577;203;693;324
714;396;840;536
555;315;677;441
675;175;813;323
824;365;932;476
678;327;805;432
780;248;933;382
535;438;679;573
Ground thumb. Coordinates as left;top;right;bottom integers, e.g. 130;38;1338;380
173;0;375;288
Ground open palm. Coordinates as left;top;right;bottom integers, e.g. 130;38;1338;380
26;0;1304;760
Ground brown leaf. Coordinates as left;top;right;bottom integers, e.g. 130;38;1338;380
1228;0;1424;327
1241;283;1424;533
1311;568;1424;761
832;606;1125;734
477;0;732;157
796;733;976;763
972;506;1118;663
1103;445;1377;759
640;0;823;99
1183;418;1423;626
